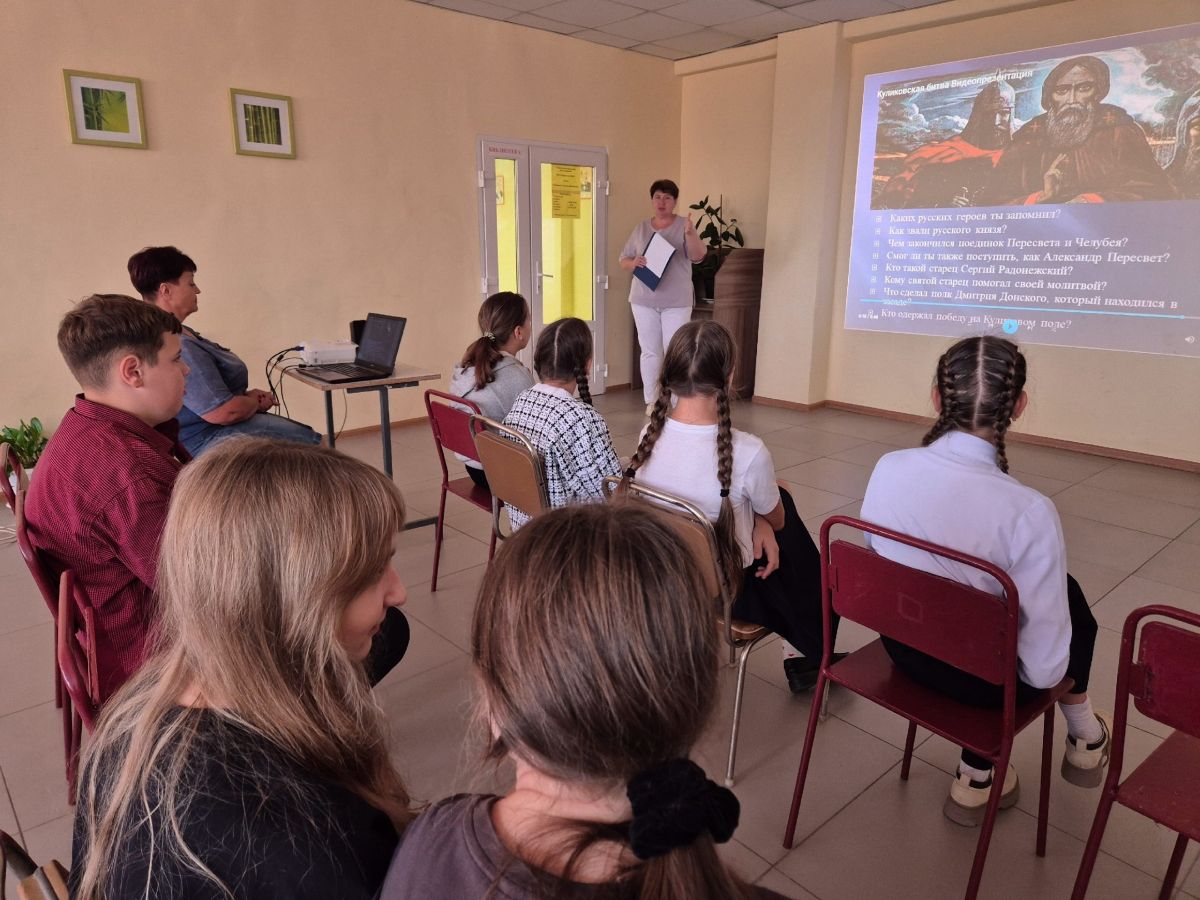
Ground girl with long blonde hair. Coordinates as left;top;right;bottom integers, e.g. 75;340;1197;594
379;503;783;899
71;437;415;900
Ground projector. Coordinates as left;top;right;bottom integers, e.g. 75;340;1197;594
301;340;357;365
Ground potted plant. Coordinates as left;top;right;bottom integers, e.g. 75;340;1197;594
2;417;48;500
688;195;744;300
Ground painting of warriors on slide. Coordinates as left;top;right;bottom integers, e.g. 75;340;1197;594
869;30;1200;209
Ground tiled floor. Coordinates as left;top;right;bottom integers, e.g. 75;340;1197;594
2;390;1199;898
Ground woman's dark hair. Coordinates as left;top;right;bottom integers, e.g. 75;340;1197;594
472;504;756;900
127;246;197;300
622;321;742;596
649;179;679;199
923;336;1027;473
533;318;593;405
459;292;529;391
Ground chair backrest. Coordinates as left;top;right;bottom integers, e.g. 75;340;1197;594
601;476;733;637
14;491;59;618
1118;605;1200;740
1;442;26;510
57;569;100;730
821;516;1018;687
470;415;549;520
425;389;482;473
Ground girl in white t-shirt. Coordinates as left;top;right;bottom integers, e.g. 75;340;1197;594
861;335;1110;826
621;320;834;692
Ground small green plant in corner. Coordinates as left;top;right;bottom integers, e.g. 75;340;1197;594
688;195;745;300
1;418;49;470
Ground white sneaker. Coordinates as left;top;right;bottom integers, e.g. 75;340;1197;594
943;763;1020;827
1061;710;1113;788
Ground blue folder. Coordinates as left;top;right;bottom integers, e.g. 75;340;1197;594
633;234;675;291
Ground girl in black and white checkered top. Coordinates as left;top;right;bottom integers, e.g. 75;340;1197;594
502;318;620;529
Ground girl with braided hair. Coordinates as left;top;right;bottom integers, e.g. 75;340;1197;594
450;292;535;489
501;317;620;529
861;335;1110;827
621;320;834;694
379;504;785;900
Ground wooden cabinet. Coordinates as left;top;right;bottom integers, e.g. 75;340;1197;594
692;249;763;399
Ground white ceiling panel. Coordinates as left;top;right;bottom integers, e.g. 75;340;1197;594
655;29;744;53
657;0;777;28
573;28;642;48
428;0;517;20
786;0;903;24
472;0;552;11
536;0;640;28
601;11;698;41
719;8;817;38
509;12;580;33
632;42;692;60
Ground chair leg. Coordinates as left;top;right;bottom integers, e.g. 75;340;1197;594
1036;709;1054;857
900;721;918;780
964;752;1010;900
1159;834;1188;900
487;522;497;562
783;670;829;849
53;634;62;709
725;641;755;788
1070;781;1118;900
430;488;448;592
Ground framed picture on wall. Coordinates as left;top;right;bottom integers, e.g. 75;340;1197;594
230;88;295;159
63;70;147;149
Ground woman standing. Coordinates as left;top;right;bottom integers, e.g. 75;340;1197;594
619;180;706;412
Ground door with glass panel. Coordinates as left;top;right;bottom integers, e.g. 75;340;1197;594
479;138;607;392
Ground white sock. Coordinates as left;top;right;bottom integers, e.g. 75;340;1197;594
1060;697;1103;744
957;760;991;782
780;640;802;660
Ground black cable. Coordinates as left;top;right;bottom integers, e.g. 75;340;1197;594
276;361;305;420
264;346;301;404
271;355;303;418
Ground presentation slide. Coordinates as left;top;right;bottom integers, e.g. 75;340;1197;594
845;24;1200;357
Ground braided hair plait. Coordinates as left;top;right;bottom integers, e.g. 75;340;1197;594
923;336;1026;472
713;387;744;599
574;368;593;406
624;390;673;488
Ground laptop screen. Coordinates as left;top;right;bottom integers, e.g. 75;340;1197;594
358;313;406;369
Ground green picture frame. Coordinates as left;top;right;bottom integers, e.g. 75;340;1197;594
230;88;296;159
63;69;147;149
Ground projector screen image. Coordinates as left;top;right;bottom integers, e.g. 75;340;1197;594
845;23;1200;357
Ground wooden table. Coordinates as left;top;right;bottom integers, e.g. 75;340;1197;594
285;362;440;480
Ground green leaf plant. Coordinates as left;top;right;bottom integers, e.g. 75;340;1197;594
1;417;49;470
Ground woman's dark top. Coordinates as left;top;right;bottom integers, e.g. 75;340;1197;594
70;709;398;899
379;794;786;900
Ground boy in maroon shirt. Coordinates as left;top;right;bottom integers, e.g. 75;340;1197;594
25;295;190;700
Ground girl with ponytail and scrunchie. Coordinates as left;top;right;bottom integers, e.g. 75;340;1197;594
378;503;784;900
450;292;535;490
861;336;1109;827
500;317;620;530
621;320;835;694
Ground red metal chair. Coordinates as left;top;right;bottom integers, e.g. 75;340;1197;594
424;390;497;591
1;441;25;510
1071;605;1200;900
782;515;1074;900
56;569;100;801
14;490;64;711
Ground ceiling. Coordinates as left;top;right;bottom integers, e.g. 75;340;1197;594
407;0;966;60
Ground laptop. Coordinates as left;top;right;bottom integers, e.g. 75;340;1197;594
301;313;407;384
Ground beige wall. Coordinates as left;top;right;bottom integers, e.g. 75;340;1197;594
680;0;1200;463
0;0;681;434
679;57;776;247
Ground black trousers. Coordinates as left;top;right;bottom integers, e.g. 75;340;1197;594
882;574;1096;770
364;607;411;687
733;487;836;659
465;465;490;491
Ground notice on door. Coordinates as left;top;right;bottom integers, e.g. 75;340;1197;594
551;164;582;219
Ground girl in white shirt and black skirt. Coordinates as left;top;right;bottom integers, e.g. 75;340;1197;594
860;335;1111;826
620;320;835;693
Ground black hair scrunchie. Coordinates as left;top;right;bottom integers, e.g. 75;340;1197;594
626;759;740;860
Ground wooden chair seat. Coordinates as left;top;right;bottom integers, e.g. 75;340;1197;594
729;619;768;642
445;475;493;510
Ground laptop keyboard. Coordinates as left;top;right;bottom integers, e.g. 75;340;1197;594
318;363;377;376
